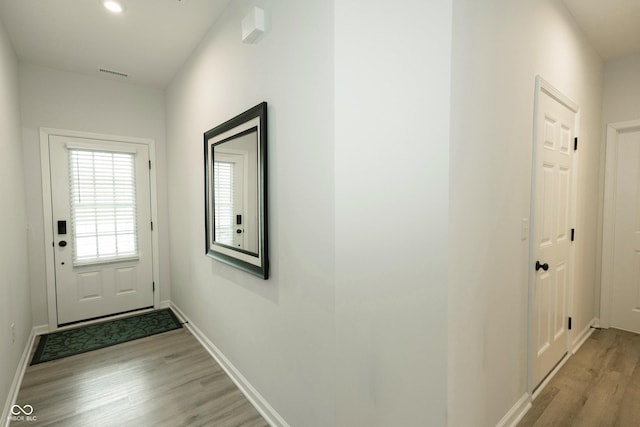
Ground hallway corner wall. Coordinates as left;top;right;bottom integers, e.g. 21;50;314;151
334;0;452;425
0;18;32;413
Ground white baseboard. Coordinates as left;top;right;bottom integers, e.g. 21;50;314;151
2;327;37;427
531;317;598;403
159;300;171;309
495;393;531;427
169;303;288;427
506;316;599;426
532;352;570;400
571;317;597;354
32;324;49;336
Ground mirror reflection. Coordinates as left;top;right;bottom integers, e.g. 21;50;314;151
213;129;259;255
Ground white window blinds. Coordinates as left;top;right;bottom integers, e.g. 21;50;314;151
214;161;234;246
69;149;138;264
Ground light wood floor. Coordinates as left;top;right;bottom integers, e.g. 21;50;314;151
519;327;640;427
10;327;268;427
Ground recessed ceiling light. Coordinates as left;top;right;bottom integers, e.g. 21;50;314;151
102;0;124;13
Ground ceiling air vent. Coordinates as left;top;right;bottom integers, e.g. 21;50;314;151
99;68;128;78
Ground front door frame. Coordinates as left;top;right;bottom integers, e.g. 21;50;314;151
527;76;580;396
599;119;640;328
40;127;161;330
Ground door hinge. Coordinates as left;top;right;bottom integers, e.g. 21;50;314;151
149;160;152;170
571;228;575;242
151;220;154;231
568;317;572;330
153;281;155;292
574;137;578;151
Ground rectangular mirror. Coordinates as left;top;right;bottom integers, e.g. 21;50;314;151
204;102;268;279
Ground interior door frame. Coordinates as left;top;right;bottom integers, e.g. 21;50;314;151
599;119;640;328
40;127;161;331
527;76;580;397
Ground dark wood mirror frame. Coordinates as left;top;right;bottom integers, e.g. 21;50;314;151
204;102;268;279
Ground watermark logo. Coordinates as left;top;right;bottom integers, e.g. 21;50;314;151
9;404;37;422
11;405;33;415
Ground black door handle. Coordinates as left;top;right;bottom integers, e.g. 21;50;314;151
535;261;549;271
59;240;67;247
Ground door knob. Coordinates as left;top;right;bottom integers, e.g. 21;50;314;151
535;260;549;271
59;240;67;247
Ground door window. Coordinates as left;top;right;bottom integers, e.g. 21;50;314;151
68;149;138;264
213;160;234;246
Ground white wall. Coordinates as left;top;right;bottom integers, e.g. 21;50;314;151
602;54;640;124
18;64;169;326
449;0;603;425
597;53;640;317
0;19;32;413
334;1;451;425
164;1;335;425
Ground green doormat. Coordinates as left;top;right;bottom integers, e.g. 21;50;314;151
31;309;182;365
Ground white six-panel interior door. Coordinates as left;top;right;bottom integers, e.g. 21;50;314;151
530;77;578;391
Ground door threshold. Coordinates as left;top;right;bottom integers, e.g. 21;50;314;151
55;306;155;331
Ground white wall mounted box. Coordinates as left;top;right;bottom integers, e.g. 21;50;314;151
242;7;265;44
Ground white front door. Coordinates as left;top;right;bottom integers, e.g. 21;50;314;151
49;135;154;325
531;83;577;389
610;129;640;333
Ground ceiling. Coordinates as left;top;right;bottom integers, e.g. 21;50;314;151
0;1;638;89
562;0;640;60
0;0;231;88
